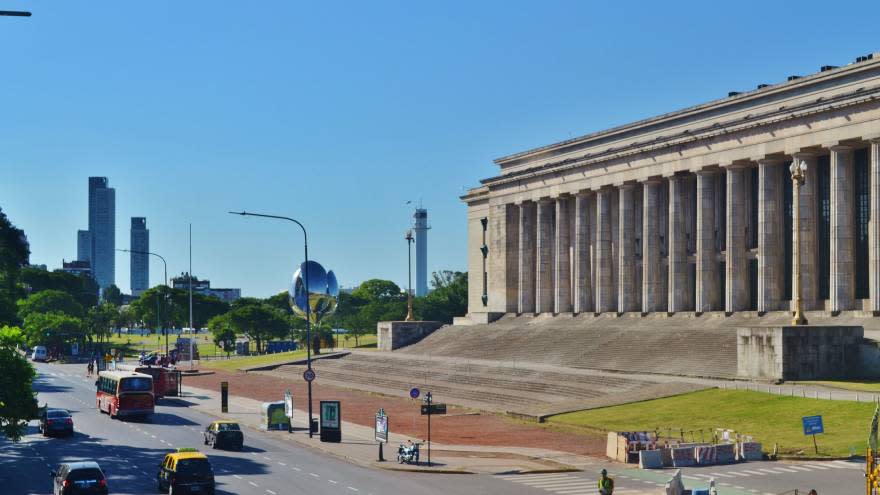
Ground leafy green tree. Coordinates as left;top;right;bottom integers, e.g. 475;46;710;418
264;292;293;315
415;271;468;324
130;286;182;333
351;279;404;302
207;313;236;357
22;312;84;352
0;325;38;441
192;293;229;329
17;290;85;320
19;267;98;309
102;284;123;306
227;304;289;353
0;208;29;326
85;303;118;344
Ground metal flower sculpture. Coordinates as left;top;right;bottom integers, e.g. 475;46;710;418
289;260;339;324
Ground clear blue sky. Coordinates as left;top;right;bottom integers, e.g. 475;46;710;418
1;1;878;297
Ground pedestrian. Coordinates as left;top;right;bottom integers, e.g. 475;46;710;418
86;361;93;377
598;468;614;495
808;490;818;495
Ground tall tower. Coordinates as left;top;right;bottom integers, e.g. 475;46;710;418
413;207;430;296
88;177;116;291
130;217;149;296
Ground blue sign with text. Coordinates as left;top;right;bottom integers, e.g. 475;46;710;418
802;415;824;435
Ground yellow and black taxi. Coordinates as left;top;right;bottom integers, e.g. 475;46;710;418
156;448;215;494
203;420;244;450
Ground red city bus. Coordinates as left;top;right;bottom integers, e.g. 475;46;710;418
96;370;154;419
115;364;179;400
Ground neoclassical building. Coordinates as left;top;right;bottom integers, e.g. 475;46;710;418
464;52;880;322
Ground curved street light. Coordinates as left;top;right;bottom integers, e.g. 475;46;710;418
118;249;170;354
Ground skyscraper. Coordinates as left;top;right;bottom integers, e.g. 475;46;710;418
76;230;91;262
130;217;149;297
413;208;429;296
85;177;115;291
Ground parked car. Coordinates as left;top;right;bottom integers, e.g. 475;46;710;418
31;345;48;362
203;421;243;450
50;461;108;495
39;408;74;437
157;448;215;494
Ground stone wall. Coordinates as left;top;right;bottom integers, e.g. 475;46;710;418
377;321;444;351
736;326;863;380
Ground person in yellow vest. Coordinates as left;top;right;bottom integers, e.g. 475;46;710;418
598;468;614;494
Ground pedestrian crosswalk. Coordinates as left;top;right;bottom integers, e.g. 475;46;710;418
497;473;664;495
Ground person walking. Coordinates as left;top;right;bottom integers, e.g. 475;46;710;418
598;468;614;494
86;361;93;377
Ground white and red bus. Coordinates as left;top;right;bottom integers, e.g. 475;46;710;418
114;364;179;401
96;370;154;419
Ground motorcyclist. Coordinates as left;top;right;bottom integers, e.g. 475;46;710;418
598;468;614;494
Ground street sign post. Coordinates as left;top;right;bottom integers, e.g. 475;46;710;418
409;387;420;399
375;408;388;461
422;392;442;466
303;369;316;382
221;381;228;413
420;403;447;415
802;415;824;454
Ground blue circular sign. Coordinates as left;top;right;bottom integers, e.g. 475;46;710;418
409;387;420;399
303;369;316;382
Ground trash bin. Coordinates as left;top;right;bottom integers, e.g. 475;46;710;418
310;418;319;434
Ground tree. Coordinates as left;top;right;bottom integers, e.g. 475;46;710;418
207;313;236;357
129;286;184;333
0;208;29;326
0;325;38;441
19;267;98;310
22;312;84;353
17;290;85;320
227;304;289;353
102;284;123;306
415;271;468;324
264;292;293;315
351;279;404;302
192;293;229;329
85;303;118;344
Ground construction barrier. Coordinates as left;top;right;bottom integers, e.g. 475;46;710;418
695;445;717;465
715;443;736;464
671;447;695;468
739;441;763;461
660;447;674;467
639;449;663;469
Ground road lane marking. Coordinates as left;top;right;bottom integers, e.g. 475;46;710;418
233;475;242;480
249;481;259;487
292;467;301;471
309;473;320;478
328;479;338;484
277;462;286;466
347;487;359;492
266;491;276;495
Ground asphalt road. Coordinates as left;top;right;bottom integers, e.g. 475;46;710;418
3;361;866;495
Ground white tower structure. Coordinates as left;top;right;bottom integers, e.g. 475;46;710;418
413;207;430;296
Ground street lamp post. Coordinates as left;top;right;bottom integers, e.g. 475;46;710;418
405;229;414;322
118;249;169;354
0;10;31;16
790;159;809;326
228;211;316;438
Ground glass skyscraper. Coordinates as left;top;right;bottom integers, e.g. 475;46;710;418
130;217;149;296
83;177;116;291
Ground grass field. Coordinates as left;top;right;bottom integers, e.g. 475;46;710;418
547;389;875;457
102;333;216;357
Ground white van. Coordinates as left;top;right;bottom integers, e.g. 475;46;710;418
31;346;48;362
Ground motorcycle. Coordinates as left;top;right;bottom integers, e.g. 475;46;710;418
397;442;420;464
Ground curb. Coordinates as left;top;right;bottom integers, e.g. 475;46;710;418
776;455;855;461
373;463;472;474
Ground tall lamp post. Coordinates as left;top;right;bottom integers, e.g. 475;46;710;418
118;249;169;354
405;229;414;322
790;159;809;326
228;211;315;437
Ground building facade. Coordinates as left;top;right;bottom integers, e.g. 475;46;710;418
171;272;241;303
130;217;149;297
463;53;880;321
82;177;115;291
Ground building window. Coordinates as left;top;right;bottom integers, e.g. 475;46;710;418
783;171;793;301
748;168;759;249
817;155;831;300
717;173;727;252
749;258;758;311
855;148;870;299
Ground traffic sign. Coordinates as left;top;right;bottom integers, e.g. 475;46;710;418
420;403;447;415
409;387;420;399
802;415;824;435
303;369;316;382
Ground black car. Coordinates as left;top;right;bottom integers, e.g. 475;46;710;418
40;408;74;437
51;461;108;495
203;421;243;450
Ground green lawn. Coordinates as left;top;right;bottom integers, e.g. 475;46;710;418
102;332;217;358
547;389;875;457
796;380;880;393
336;333;377;349
200;350;310;372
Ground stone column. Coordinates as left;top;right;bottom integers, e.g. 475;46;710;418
758;159;783;313
793;152;818;311
696;170;718;312
555;196;572;313
871;140;880;313
535;199;555;313
618;184;638;312
668;175;688;312
518;201;537;314
642;179;664;312
487;203;518;313
726;165;748;313
595;188;615;313
830;145;855;312
573;192;593;313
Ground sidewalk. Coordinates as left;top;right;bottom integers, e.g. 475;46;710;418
179;384;587;474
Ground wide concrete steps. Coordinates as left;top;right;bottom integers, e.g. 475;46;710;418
400;313;740;379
